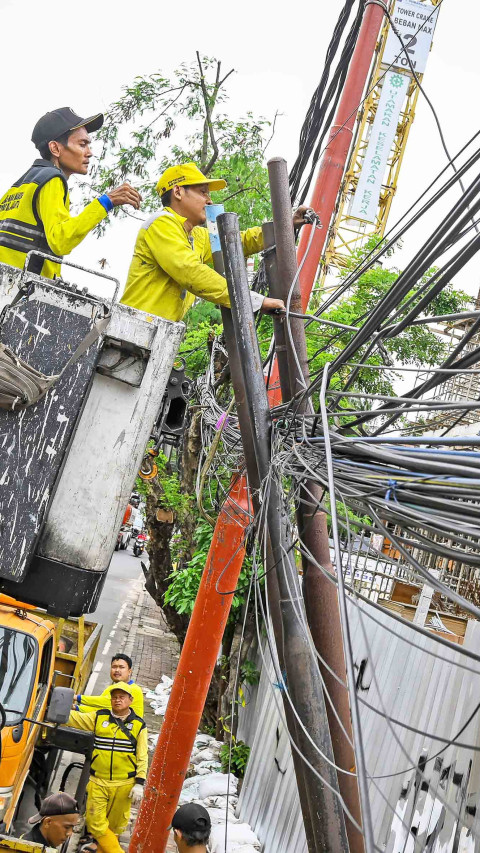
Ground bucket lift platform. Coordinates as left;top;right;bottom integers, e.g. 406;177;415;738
0;260;184;616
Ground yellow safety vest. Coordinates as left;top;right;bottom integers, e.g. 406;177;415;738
90;709;146;782
0;159;68;276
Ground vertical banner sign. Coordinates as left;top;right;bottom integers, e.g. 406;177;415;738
382;0;439;75
350;70;409;222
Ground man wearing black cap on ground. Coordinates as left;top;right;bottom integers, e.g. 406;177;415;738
0;107;141;278
170;803;211;852
23;792;80;848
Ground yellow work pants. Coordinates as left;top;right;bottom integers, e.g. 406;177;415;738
85;776;134;839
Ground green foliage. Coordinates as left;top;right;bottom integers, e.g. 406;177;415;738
136;450;191;522
164;521;211;615
83;55;272;233
220;738;250;778
165;519;254;619
301;248;472;412
240;659;260;686
178;304;222;378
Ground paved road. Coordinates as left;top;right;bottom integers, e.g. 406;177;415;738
85;545;144;694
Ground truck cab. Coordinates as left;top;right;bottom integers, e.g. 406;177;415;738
0;599;101;831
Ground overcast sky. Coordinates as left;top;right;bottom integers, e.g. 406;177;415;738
0;0;479;300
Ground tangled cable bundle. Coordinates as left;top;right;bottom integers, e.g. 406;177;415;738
184;3;480;848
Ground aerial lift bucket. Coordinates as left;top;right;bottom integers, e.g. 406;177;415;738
0;255;184;616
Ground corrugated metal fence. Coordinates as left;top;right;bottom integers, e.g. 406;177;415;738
236;603;480;852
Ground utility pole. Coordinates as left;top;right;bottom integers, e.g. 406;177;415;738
207;205;317;851
218;210;349;852
267;156;366;852
129;476;251;853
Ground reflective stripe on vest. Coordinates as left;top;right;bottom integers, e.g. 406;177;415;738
0;159;68;275
89;708;146;782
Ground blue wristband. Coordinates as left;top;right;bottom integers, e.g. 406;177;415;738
98;194;114;213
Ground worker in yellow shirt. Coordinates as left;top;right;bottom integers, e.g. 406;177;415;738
67;683;147;853
120;162;310;321
0;107;141;278
75;653;144;718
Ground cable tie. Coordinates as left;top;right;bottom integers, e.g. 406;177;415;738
385;479;399;503
272;670;287;692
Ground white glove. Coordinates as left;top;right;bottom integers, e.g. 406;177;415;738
129;783;144;808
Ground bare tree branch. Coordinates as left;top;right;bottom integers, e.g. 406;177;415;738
196;52;235;175
263;109;280;155
144;84;189;130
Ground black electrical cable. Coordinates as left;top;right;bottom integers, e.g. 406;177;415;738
289;0;363;203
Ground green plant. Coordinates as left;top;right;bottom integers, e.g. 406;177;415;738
240;659;260;686
137;449;192;522
83;54;273;235
220;738;250;778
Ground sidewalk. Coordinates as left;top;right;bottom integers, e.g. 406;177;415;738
119;579;181;853
123;583;180;686
57;576;181;853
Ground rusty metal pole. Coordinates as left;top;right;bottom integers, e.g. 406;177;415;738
267;156;365;852
218;210;349;853
209;207;317;852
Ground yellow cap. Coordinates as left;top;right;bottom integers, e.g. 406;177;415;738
108;681;134;698
156;162;226;198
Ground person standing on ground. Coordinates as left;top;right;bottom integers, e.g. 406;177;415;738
23;793;80;848
120;161;308;321
169;804;211;852
0;107;141;278
67;683;147;853
75;653;144;717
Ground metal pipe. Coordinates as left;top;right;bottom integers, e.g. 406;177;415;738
296;1;386;306
218;210;349;853
129;477;251;853
268;156;365;853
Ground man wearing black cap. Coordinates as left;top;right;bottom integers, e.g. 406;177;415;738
170;803;211;852
23;792;80;848
0;107;141;278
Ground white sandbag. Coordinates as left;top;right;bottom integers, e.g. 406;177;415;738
202;795;238;811
191;748;215;765
205;808;240;826
194;733;214;747
198;774;238;799
233;847;262;853
178;786;200;803
210;823;260;853
182;776;200;789
196;761;222;774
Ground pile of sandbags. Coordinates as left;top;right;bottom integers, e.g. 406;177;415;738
145;674;172;716
179;750;261;852
144;679;260;851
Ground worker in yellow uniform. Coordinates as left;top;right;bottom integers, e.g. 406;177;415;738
120;162;309;321
0;107;141;278
75;653;144;717
67;682;147;853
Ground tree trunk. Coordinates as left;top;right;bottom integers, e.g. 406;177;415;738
143;408;203;643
